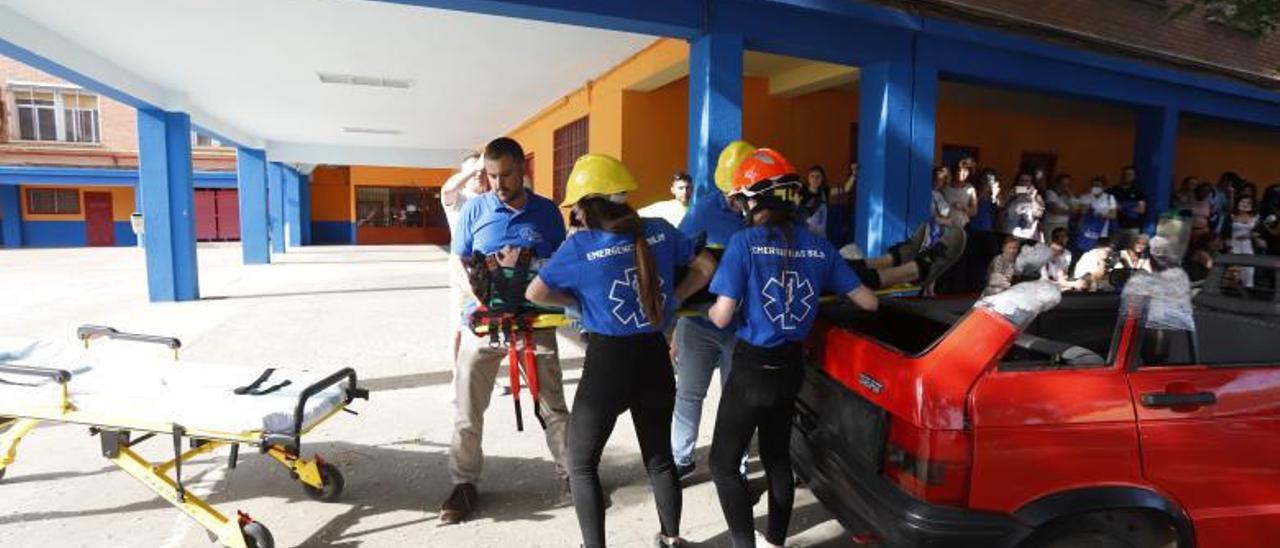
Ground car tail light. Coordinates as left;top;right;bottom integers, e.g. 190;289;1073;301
882;417;971;506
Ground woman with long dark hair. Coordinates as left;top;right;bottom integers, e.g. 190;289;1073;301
706;149;878;547
527;154;716;548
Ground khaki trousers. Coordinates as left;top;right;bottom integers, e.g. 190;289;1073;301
449;327;569;485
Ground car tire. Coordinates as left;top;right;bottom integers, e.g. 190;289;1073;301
1023;509;1179;548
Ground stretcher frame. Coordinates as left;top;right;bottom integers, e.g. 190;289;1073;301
0;325;369;548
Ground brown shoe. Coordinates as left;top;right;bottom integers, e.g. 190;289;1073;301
439;483;477;524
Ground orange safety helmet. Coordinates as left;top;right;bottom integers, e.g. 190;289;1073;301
730;148;801;198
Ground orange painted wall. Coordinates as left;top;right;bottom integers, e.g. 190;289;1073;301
509;39;689;202
935;82;1137;193
510;38;1280;214
1177;116;1280;186
621;75;861;209
310;166;351;223
17;185;133;221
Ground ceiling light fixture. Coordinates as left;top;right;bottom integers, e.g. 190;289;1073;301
318;72;414;89
342;127;403;135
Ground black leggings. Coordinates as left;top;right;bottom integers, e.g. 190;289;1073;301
569;332;681;548
710;341;804;548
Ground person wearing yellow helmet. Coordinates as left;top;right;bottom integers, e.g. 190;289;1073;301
669;140;755;481
527;153;717;548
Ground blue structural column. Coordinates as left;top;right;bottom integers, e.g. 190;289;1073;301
906;38;940;234
136;109;199;302
1;185;21;247
1134;105;1178;232
856;61;915;256
284;167;302;248
687;31;743;202
299;173;312;246
236;148;270;264
267;162;286;254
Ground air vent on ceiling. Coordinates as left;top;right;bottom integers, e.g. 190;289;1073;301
318;72;414;89
343;127;403;135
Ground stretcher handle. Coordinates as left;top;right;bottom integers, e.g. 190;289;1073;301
268;367;366;454
76;324;182;351
0;362;72;384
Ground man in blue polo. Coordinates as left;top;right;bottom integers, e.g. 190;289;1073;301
669;141;753;480
440;137;569;524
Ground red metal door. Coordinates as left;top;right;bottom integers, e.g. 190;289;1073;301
194;189;218;241
215;189;240;241
83;192;115;247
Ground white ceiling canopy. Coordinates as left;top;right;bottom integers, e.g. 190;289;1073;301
0;0;656;167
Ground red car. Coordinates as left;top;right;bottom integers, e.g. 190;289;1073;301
793;255;1280;548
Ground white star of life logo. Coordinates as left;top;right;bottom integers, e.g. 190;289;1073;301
609;267;666;328
762;271;815;331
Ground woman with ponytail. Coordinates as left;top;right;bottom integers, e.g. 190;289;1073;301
527;154;716;548
706;149;878;548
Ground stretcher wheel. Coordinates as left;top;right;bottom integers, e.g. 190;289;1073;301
241;521;274;548
302;462;344;502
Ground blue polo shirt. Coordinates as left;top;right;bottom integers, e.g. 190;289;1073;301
710;225;862;348
450;191;566;259
538;219;694;335
679;191;745;249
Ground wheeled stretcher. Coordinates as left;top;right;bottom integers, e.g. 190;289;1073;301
0;325;369;548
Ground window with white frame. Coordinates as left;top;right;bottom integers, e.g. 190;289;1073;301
10;85;101;143
191;131;225;148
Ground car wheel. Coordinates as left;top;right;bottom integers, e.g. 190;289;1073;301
1023;510;1179;548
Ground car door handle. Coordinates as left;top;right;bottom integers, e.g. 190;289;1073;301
1140;391;1217;409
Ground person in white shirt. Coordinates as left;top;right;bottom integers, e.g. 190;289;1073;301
638;172;692;227
442;153;486;229
1043;173;1075;243
1003;172;1046;241
1073;236;1115;290
441;153;489;361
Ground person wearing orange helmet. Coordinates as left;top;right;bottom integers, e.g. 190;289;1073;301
706;149;878;548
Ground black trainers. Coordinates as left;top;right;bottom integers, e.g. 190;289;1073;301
675;461;696;481
916;228;966;289
439;482;478;525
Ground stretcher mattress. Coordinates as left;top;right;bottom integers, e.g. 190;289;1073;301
0;337;346;437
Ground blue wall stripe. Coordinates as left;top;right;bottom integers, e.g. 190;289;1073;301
113;221;138;247
310;222;356;245
20;221;87;247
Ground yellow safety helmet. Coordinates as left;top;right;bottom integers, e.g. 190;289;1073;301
561;153;638;207
714;140;757;194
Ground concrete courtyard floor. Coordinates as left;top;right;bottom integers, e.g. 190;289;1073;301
0;244;850;548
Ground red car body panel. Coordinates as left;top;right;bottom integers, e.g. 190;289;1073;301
820;307;1017;431
806;283;1280;547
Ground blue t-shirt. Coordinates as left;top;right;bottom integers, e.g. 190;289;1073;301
450;191;566;259
538;219;694;336
710;225;862;347
679;191;745;249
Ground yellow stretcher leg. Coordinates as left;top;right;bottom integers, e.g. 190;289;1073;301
0;417;39;479
266;445;344;502
104;435;263;548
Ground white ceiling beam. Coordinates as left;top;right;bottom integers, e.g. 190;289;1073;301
0;5;264;149
265;142;476;169
769;62;859;97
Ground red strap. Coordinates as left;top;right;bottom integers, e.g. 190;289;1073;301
522;328;539;401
